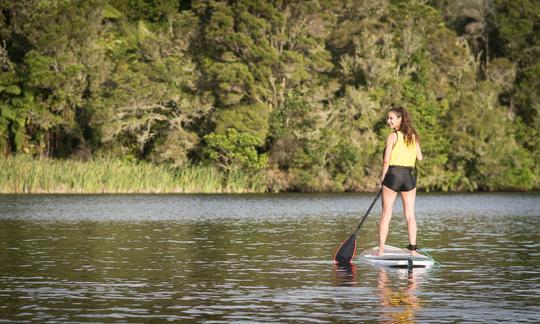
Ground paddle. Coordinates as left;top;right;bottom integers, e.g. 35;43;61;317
333;188;383;265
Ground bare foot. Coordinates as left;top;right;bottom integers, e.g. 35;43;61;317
372;249;384;256
409;250;420;256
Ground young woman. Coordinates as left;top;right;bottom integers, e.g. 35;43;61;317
376;106;423;256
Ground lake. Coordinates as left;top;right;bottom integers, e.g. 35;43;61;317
0;192;539;322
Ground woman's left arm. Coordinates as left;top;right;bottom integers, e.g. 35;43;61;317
381;132;397;183
416;138;423;161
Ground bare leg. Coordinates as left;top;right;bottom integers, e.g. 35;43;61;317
378;185;398;255
401;188;418;256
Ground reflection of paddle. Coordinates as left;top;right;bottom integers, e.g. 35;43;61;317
334;188;382;265
333;263;357;287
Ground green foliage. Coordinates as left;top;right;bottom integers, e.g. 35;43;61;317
214;103;270;143
445;81;536;191
103;4;123;19
494;0;540;64
0;70;36;155
0;154;266;193
205;61;256;106
513;63;540;125
203;128;268;172
110;0;178;22
269;91;314;141
0;0;537;192
426;27;472;83
97;10;210;166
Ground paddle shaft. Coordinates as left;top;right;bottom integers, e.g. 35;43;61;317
353;188;382;235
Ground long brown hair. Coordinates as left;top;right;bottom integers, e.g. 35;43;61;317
389;106;418;146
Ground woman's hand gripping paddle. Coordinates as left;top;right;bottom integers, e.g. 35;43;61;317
334;188;382;265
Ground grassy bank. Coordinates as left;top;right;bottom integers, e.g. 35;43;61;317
0;155;268;194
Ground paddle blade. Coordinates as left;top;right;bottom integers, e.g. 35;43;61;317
334;233;357;265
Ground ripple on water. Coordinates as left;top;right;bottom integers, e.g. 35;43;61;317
0;193;539;322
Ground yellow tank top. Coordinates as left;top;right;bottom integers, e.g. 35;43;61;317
389;131;416;167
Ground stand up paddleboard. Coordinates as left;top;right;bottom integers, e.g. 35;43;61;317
359;245;435;268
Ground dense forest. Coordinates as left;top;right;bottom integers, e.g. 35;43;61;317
0;0;538;192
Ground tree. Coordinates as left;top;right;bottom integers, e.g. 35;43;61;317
195;0;334;125
203;128;268;172
443;0;495;70
97;9;212;167
0;0;537;191
0;0;105;157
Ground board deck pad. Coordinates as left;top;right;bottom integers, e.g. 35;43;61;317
359;245;434;268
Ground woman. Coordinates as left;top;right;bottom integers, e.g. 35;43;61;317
376;106;423;256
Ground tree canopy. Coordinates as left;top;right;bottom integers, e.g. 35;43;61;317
0;0;537;191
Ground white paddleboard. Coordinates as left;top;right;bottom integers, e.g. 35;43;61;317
359;245;434;268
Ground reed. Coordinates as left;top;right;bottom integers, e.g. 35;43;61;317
0;155;268;194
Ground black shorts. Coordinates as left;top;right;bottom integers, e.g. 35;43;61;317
383;165;416;192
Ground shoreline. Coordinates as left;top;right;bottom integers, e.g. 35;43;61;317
1;155;538;194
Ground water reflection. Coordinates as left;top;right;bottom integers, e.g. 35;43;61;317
377;268;421;324
0;193;539;322
333;263;357;287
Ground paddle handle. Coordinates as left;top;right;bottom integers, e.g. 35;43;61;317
354;188;382;234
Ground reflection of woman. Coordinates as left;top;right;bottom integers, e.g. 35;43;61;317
377;269;420;323
377;106;423;256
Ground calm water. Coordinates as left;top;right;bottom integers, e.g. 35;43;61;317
0;192;539;323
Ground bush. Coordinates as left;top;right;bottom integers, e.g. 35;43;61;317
203;128;268;172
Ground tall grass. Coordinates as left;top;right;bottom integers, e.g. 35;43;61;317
0;155;268;193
